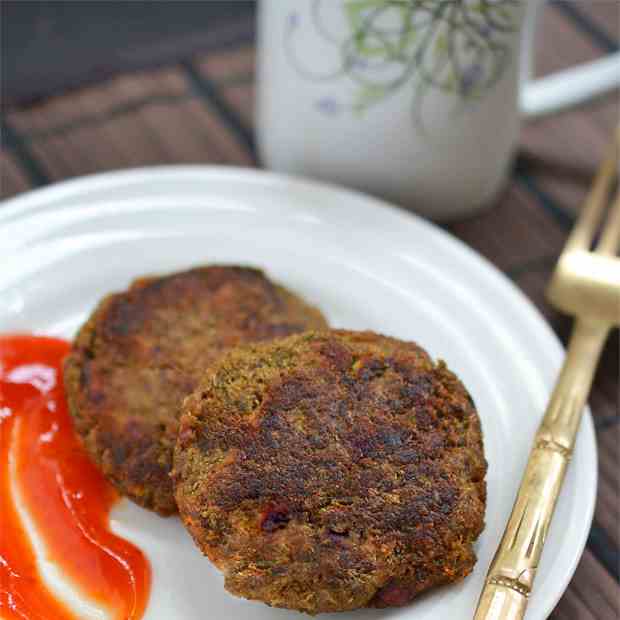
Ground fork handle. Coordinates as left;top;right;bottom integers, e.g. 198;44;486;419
473;318;609;620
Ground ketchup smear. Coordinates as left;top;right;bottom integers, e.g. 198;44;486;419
0;335;151;620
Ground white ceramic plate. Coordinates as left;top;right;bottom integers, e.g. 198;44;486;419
0;167;596;620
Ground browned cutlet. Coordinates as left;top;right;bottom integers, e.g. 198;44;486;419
172;330;487;614
63;266;328;515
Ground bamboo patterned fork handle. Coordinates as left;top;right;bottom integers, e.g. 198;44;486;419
473;319;609;620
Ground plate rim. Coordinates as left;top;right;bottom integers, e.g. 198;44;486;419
1;164;597;619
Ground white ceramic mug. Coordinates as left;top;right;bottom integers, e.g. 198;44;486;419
257;0;620;220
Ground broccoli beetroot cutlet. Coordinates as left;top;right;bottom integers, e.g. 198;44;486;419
63;266;328;515
172;330;487;614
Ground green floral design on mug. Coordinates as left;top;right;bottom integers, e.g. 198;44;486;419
285;0;521;121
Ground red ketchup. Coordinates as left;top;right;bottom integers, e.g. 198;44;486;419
0;335;151;620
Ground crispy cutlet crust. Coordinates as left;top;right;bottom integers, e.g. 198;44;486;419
173;330;487;614
63;266;328;515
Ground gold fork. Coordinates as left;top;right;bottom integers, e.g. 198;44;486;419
474;129;620;620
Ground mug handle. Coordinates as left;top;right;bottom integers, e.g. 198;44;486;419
519;0;620;119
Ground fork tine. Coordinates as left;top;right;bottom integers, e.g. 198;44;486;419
596;188;620;255
565;127;619;253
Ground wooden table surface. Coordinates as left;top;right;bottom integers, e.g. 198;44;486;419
1;2;618;618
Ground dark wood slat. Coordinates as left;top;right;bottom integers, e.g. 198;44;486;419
549;585;597;620
580;0;620;43
566;0;620;137
549;550;620;619
0;151;32;199
511;266;617;407
197;46;255;128
140;97;253;165
5;68;253;182
219;83;255;127
520;3;619;218
519;102;617;219
1;119;50;188
197;46;255;84
569;548;620;617
6;68;188;135
537;4;617;75
596;427;620;550
182;60;255;157
447;183;566;274
553;0;619;53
